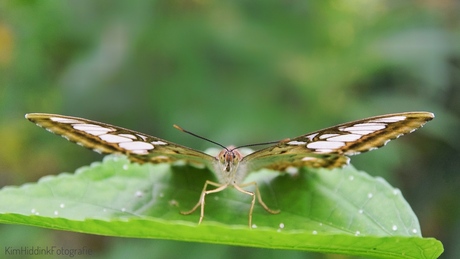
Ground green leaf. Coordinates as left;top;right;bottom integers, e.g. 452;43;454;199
0;155;443;258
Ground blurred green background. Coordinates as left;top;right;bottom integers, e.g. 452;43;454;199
1;0;459;258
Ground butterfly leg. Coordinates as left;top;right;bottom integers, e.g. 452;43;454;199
180;180;228;225
234;181;280;228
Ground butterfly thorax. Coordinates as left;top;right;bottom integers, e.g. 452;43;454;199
214;147;244;184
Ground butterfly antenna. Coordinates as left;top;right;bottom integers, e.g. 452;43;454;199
173;124;228;151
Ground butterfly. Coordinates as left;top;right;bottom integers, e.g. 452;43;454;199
26;112;434;228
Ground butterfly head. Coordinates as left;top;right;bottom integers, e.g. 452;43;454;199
217;147;243;173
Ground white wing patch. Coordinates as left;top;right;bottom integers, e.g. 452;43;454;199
339;123;386;135
306;141;345;153
50;117;83;124
327;134;362;142
151;141;168;145
72;124;115;136
119;141;154;154
368;116;406;123
99;134;134;143
287;140;307;145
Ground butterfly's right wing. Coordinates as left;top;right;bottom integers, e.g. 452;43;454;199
26;113;216;168
242;112;434;172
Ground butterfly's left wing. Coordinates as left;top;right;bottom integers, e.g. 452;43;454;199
26;113;216;168
242;112;434;172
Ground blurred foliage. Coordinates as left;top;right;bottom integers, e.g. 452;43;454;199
0;0;458;258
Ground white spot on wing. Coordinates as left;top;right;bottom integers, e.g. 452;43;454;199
119;141;154;154
50;117;83;124
73;124;114;135
369;116;406;123
99;134;133;143
151;141;168;145
287;140;307;145
327;134;362;142
307;141;345;149
340;123;386;135
119;141;154;150
355;122;386;127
